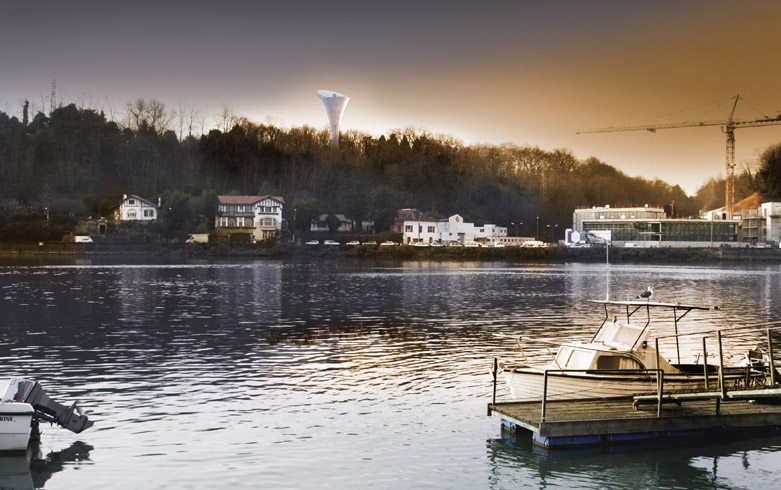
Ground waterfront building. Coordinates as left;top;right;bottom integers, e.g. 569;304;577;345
704;193;781;247
739;201;781;246
113;194;159;222
398;211;508;245
401;212;439;245
568;204;739;248
317;90;350;150
214;195;284;243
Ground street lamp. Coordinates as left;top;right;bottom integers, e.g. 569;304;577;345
511;222;523;237
293;207;297;244
547;224;559;243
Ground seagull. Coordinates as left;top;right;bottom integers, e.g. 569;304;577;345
637;286;653;300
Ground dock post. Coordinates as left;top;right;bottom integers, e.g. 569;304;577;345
768;329;776;386
655;338;660;375
718;330;726;399
657;370;663;417
492;358;498;405
703;337;709;391
541;371;549;423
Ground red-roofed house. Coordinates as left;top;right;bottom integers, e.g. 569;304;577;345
215;195;285;242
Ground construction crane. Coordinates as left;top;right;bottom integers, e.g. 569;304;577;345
577;95;781;213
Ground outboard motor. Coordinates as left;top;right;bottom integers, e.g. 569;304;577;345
7;377;93;434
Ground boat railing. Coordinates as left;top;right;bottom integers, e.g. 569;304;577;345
652;322;781;395
489;362;667;421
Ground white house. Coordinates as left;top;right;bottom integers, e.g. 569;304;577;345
402;212;439;244
402;213;508;245
215;195;285;242
114;194;159;222
310;214;353;233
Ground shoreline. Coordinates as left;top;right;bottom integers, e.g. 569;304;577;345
1;242;779;264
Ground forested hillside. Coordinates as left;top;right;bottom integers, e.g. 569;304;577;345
0;101;770;238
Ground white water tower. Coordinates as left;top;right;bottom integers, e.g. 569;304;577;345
316;90;350;150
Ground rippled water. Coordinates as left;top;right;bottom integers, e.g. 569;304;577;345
1;258;780;489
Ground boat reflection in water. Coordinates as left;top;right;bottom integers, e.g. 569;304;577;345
0;441;93;490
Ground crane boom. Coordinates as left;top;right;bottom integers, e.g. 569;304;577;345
577;95;781;213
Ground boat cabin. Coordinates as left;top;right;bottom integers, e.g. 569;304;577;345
554;321;677;373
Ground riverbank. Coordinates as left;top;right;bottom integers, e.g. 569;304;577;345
1;241;779;263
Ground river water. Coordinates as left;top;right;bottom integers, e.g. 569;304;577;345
0;258;780;489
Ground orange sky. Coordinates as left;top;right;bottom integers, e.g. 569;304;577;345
2;1;781;194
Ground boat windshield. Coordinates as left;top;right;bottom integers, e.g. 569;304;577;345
593;322;646;349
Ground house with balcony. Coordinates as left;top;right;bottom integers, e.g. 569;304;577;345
113;194;159;222
215;195;285;243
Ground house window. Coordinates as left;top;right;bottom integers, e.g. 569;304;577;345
129;199;135;205
428;226;435;233
405;225;413;232
128;210;137;218
144;209;154;217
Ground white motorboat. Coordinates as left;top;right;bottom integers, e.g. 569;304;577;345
0;377;93;452
0;400;35;452
497;300;772;401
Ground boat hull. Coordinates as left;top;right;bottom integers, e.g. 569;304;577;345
0;403;34;452
500;367;755;401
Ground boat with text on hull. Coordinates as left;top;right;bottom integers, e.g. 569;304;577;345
0;377;93;452
497;299;776;401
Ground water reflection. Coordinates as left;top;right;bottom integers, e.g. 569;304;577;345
487;429;781;489
0;441;93;490
0;259;778;488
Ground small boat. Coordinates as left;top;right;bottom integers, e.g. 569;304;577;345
497;299;773;401
0;377;93;452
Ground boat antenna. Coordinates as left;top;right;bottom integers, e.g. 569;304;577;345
605;236;610;300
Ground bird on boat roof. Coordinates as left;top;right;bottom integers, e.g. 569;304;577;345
636;286;653;300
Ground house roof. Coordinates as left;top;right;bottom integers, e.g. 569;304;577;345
314;213;352;223
396;208;437;222
114;194;158;209
218;195;285;205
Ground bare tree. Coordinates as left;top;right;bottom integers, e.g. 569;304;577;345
214;105;237;133
125;98;173;133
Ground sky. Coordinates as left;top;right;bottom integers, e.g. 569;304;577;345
2;0;781;195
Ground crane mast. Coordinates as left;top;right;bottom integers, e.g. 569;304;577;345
578;95;781;214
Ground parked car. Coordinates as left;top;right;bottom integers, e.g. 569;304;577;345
380;241;397;246
324;240;340;246
74;236;93;243
346;241;360;246
305;240;319;245
363;241;377;245
430;242;443;247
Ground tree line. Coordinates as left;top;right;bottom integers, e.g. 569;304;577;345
1;98;778;240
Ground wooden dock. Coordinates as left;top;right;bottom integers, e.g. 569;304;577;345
488;395;781;448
